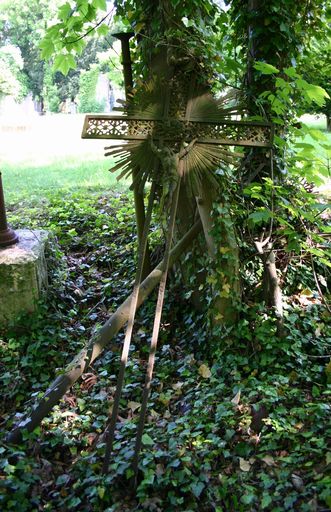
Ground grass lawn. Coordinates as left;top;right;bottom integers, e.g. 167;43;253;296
2;157;126;201
0;113;129;202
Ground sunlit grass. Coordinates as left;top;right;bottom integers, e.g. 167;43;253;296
0;114;129;202
2;157;128;202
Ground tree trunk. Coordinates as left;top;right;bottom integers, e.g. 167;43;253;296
255;241;284;330
326;114;331;132
6;220;202;444
175;182;205;311
196;183;240;324
264;248;283;319
133;182;152;278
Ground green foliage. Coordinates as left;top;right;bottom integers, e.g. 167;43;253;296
256;65;329;122
40;0;111;75
228;0;328;69
43;65;60;112
228;0;329;119
77;66;105;113
1;2;330;509
53;53;77;76
0;0;110;105
0;45;26;100
43;0;228;88
97;47;123;89
0;190;330;511
299;36;331;127
0;0;60;99
53;38;118;104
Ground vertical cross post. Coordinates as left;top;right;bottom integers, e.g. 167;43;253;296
0;172;19;247
113;32;134;95
112;31;152;278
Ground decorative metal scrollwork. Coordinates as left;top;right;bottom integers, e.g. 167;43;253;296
82;115;273;148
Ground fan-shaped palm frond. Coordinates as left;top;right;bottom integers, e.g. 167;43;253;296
104;75;244;195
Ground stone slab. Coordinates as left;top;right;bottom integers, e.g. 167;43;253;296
0;229;49;325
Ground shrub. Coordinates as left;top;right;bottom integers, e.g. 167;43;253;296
77;67;105;113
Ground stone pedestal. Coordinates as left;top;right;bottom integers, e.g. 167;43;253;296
0;230;49;325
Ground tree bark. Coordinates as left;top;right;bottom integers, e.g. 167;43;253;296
264;248;283;319
175;183;206;311
133;183;152;278
7;220;202;444
326;114;331;132
196;183;240;324
254;241;283;324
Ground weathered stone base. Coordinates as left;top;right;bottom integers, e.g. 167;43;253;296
0;229;49;325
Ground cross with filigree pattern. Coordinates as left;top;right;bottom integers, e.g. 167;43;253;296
82;113;273;148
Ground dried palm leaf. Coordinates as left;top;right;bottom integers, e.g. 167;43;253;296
104;75;244;194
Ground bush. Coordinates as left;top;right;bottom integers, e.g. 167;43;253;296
43;66;60;113
77;67;105;113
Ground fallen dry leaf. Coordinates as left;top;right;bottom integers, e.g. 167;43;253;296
63;394;76;408
291;473;304;491
198;364;211;379
172;381;184;391
127;401;141;412
239;458;251;472
81;373;97;391
261;455;276;466
231;390;241;405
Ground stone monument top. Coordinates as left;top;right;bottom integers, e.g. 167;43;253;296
0;172;19;247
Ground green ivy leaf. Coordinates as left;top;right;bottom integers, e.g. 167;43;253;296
254;62;279;75
241;493;256;505
261;494;273;509
305;84;329;106
248;209;272;224
296;79;329;106
309;129;328;142
191;481;205;498
58;2;72;20
68;39;86;56
97;486;105;499
142;433;154;446
284;67;299;78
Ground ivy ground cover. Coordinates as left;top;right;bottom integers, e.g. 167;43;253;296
0;190;330;511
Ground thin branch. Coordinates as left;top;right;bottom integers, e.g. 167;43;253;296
64;10;114;45
310;253;331;313
306;354;331;359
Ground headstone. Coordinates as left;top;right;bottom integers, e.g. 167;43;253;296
95;73;113;112
0;230;49;325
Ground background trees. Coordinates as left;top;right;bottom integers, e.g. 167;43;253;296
0;0;122;112
0;0;58;103
300;38;331;131
0;45;26;100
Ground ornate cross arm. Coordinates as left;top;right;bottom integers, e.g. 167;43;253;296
82;114;274;148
